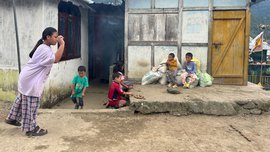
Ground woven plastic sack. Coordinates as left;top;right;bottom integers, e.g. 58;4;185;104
199;73;214;87
141;71;162;85
191;57;201;73
158;64;167;85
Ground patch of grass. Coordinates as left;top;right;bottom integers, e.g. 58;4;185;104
0;88;16;102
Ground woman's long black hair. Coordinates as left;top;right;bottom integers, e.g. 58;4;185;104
29;27;57;58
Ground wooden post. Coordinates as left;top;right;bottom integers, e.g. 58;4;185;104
208;0;213;74
243;4;251;85
260;50;263;84
12;0;21;73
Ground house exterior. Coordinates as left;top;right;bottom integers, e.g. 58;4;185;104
125;0;251;85
0;0;89;106
0;0;252;106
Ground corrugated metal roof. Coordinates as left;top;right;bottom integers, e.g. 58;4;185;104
61;0;123;12
61;0;91;8
84;0;123;5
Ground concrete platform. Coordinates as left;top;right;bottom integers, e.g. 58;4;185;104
130;83;270;116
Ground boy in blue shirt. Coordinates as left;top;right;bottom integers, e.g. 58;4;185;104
181;52;197;88
71;66;89;109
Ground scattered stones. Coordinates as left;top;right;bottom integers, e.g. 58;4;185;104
235;100;249;106
167;88;180;94
250;109;262;115
242;102;256;109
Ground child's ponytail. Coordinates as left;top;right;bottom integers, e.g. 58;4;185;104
29;39;43;58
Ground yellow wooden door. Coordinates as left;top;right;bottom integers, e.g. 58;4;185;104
212;11;248;85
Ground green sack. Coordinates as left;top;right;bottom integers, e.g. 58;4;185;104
199;73;214;87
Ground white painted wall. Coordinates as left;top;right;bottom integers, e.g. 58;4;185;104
43;0;89;88
0;0;89;105
181;47;208;72
128;46;152;79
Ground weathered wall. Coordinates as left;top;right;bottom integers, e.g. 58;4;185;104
0;0;88;107
125;0;248;80
42;1;89;107
0;0;43;101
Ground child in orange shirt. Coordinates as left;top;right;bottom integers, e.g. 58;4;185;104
166;53;178;88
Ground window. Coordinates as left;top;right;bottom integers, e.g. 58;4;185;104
58;1;81;61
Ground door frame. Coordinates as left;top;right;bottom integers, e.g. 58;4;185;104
208;8;250;85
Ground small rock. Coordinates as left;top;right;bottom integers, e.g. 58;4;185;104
250;109;262;115
167;88;180;94
235;100;248;105
242;102;256;109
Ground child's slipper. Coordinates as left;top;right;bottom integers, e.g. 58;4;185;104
5;119;21;126
263;86;270;90
26;126;48;137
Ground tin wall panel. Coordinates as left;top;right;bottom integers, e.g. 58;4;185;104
181;47;208;72
182;11;209;43
154;46;178;66
128;46;152;78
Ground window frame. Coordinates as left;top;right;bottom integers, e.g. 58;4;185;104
58;2;81;61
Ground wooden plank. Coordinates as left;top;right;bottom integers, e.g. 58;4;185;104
212;19;245;77
125;0;129;78
243;7;250;85
182;43;208;47
213;16;245;75
213;11;245;19
213;7;246;11
151;0;154;9
178;0;183;60
183;7;209;11
141;14;156;41
128;9;179;14
165;14;178;41
129;41;178;46
155;14;166;41
151;44;154;68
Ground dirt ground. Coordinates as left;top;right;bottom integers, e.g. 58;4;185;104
1;105;270;152
1;83;270;152
53;81;108;110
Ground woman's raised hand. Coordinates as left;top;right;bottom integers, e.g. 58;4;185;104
57;35;65;45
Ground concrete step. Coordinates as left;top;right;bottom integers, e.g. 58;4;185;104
39;107;131;114
129;84;270;116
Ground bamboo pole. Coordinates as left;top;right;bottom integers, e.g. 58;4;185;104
12;0;21;73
